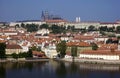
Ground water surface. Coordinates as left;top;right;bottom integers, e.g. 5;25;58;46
0;60;120;78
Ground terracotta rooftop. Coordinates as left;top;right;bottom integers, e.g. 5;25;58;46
66;42;91;47
32;51;45;55
98;44;118;50
81;50;120;55
6;44;22;49
74;35;94;40
45;19;67;23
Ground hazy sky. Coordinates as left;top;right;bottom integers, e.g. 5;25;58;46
0;0;120;22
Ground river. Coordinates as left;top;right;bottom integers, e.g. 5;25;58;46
0;60;120;78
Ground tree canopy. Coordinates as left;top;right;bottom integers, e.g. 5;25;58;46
88;25;95;31
116;26;120;33
21;23;39;32
91;43;98;50
56;41;67;58
0;43;6;58
40;24;49;29
71;46;77;61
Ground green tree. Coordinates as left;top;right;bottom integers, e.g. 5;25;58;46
88;25;95;31
21;23;25;28
27;49;33;58
0;43;6;59
15;24;20;29
56;41;67;58
11;53;18;59
91;43;98;50
26;24;38;32
50;25;66;34
116;26;120;33
67;26;71;30
117;36;120;40
71;26;75;32
15;24;19;27
107;27;114;32
99;26;108;31
100;31;106;36
40;24;49;29
71;46;77;62
106;38;113;44
51;25;61;34
31;46;37;51
19;52;28;58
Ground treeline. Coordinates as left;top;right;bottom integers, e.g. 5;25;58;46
16;23;75;34
9;49;33;59
85;25;120;33
16;23;120;34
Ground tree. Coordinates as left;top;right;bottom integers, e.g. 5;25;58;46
71;26;75;32
56;41;67;58
116;26;120;33
106;38;113;44
99;26;108;31
117;36;120;40
15;24;20;29
26;24;38;32
40;24;49;29
67;26;71;30
88;25;95;31
91;43;98;50
27;49;33;58
21;23;25;28
31;46;37;51
100;31;106;36
0;43;6;59
51;25;61;34
50;25;66;34
19;52;28;58
107;27;114;32
11;53;18;59
71;46;77;62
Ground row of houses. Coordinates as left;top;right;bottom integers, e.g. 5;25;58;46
1;20;120;60
79;50;120;60
9;19;120;29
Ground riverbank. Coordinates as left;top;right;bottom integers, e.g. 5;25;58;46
0;58;49;62
1;57;120;65
61;58;120;65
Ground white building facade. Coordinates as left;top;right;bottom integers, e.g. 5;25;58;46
79;54;119;60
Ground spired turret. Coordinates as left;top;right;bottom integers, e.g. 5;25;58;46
76;17;80;23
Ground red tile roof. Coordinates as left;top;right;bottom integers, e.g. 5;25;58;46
67;42;91;47
81;50;120;55
98;44;118;50
6;44;22;49
45;19;67;23
74;35;94;40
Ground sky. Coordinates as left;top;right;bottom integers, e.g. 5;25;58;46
0;0;120;22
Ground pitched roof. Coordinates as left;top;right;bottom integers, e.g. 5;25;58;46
6;44;22;49
32;51;45;56
66;42;91;47
81;50;120;55
98;44;118;50
45;19;67;23
74;35;94;40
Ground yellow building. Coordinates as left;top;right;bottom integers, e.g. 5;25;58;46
6;44;22;54
66;42;92;56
